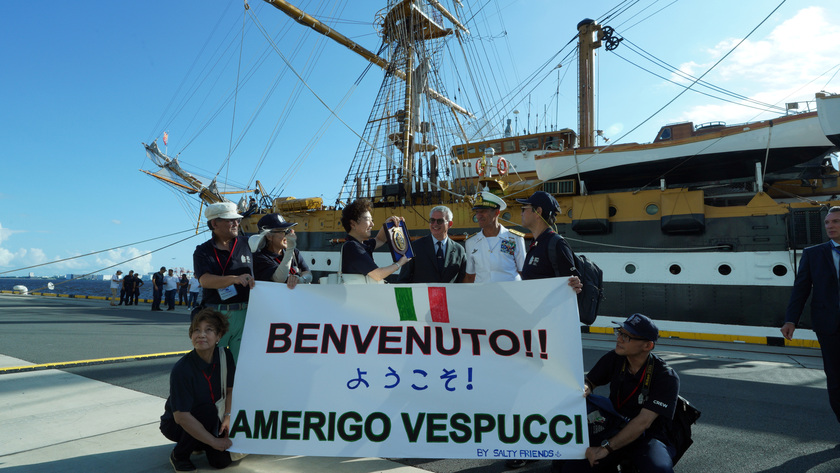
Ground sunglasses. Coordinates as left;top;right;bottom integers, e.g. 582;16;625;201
614;328;647;342
429;218;447;225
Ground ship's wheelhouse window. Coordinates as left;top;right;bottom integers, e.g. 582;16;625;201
521;138;539;150
669;264;681;275
625;264;636;274
609;206;617;217
467;146;476;154
773;265;788;277
717;264;732;276
659;127;672;140
502;140;516;152
645;204;659;215
454;147;465;156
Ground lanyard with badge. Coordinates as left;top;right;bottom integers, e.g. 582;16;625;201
213;237;238;300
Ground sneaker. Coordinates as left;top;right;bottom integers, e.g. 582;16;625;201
230;452;248;462
169;451;196;472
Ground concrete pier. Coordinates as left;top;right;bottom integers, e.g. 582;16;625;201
1;295;837;472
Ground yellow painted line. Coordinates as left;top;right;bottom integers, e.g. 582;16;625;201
586;326;821;349
0;350;191;374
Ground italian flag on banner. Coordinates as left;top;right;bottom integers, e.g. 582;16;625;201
393;287;450;323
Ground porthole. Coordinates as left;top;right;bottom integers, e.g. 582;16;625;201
472;214;479;223
773;265;788;277
311;259;316;265
669;264;681;275
645;204;659;215
326;259;332;266
502;211;511;221
609;206;617;217
718;264;732;276
625;264;636;274
567;209;573;218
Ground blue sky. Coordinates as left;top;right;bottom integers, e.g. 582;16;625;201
1;0;838;277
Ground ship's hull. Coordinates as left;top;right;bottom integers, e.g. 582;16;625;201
247;188;837;329
533;109;838;191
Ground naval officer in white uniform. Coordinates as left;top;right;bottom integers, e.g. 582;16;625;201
463;191;525;283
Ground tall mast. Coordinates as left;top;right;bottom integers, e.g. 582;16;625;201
577;19;602;149
263;0;470;117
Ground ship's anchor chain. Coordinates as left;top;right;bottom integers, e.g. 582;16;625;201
601;26;622;51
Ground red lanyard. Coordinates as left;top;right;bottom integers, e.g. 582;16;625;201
201;363;217;402
616;364;647;410
212;238;238;275
274;252;298;275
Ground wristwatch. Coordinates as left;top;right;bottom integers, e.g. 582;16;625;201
600;439;614;454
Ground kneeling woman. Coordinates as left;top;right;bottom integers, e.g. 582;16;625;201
341;198;410;282
160;308;240;471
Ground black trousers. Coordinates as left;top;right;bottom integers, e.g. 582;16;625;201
152;287;162;310
133;289;140;305
816;330;840;423
160;403;231;468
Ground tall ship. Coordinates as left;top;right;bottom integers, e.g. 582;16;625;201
142;0;840;328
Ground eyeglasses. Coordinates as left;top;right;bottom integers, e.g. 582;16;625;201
614;328;647;342
429;218;447;225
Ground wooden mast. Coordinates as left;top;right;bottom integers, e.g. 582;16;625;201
577;19;603;149
263;0;470;118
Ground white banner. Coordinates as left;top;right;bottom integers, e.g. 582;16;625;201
229;279;588;461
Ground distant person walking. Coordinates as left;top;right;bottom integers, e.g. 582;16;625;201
133;273;144;305
783;206;840;424
187;275;201;309
121;271;133;305
109;270;122;306
151;267;166;311
178;274;190;306
164;269;179;311
123;271;136;305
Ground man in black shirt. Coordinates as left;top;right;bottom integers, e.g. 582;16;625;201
152;267;166;311
556;313;679;473
193;202;254;363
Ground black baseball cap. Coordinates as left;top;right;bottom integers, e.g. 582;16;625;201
613;313;659;342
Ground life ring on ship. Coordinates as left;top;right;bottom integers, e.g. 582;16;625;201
475;159;486;175
497;157;509;175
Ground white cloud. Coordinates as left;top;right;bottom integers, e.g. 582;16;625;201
111;219;121;225
93;247;154;275
672;6;840;124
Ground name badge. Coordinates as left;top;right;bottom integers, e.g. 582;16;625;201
218;285;237;300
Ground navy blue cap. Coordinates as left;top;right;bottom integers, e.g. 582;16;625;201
613;313;659;342
257;213;297;231
515;191;560;214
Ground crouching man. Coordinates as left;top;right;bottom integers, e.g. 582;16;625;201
555;313;679;473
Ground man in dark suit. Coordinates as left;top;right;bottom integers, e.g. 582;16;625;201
398;205;466;284
783;206;840;423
